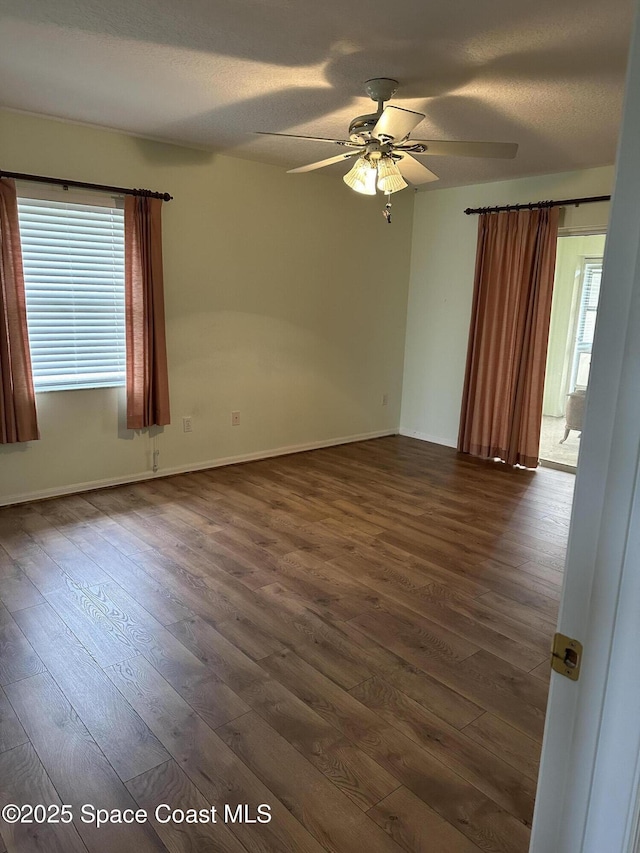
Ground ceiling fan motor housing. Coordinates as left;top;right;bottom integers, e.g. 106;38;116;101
348;113;380;143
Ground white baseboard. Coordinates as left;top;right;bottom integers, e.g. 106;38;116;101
0;429;397;507
399;427;457;448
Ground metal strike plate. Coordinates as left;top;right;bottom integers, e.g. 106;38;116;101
551;633;583;681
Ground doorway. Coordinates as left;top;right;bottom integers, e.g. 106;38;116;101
539;231;606;470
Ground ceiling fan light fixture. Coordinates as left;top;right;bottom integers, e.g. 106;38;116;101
343;156;377;195
377;156;408;194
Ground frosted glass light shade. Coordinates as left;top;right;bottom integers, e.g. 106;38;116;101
377;157;408;193
343;157;377;195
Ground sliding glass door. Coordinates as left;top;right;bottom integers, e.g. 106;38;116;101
539;232;606;470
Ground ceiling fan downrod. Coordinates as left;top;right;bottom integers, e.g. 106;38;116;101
349;78;400;141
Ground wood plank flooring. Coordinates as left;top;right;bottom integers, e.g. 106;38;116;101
0;436;572;853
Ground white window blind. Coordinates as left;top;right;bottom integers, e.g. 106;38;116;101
576;260;602;348
570;257;603;391
18;197;125;391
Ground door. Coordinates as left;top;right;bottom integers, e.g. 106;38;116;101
530;5;640;851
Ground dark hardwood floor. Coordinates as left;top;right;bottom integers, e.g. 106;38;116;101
0;436;572;853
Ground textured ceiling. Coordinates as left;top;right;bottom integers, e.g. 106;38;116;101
0;0;634;189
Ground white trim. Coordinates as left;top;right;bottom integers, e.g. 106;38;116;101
558;225;609;237
398;427;457;448
531;3;640;850
622;685;640;853
631;795;640;853
0;429;397;507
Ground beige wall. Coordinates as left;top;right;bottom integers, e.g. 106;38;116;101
400;166;613;447
0;110;414;503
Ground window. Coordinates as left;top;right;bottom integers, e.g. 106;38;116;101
571;257;602;390
17;193;125;391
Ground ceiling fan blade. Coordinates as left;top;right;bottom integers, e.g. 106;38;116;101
372;106;425;142
405;140;518;159
256;131;355;146
287;151;362;174
396;154;439;185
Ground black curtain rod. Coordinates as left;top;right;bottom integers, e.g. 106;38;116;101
0;170;173;201
464;194;610;215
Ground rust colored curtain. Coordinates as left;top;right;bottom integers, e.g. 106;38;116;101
458;207;559;468
124;195;170;429
0;178;39;443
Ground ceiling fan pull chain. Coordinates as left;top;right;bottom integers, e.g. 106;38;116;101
383;195;392;224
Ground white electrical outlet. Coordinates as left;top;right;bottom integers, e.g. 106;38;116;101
231;411;241;426
382;393;389;407
182;416;193;433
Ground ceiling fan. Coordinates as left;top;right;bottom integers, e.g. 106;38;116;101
257;78;518;198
